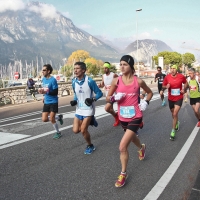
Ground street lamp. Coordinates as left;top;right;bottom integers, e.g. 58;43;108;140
136;8;142;77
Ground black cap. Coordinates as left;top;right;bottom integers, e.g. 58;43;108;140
120;55;134;69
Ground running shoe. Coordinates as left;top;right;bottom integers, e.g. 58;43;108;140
139;121;144;129
138;144;146;160
58;114;63;125
197;121;200;127
53;132;62;139
170;130;176;141
84;144;96;155
113;112;119;127
115;173;128;187
175;121;180;131
162;100;166;106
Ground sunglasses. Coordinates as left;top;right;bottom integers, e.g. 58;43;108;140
42;69;47;71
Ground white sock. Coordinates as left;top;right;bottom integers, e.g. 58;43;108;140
53;123;59;133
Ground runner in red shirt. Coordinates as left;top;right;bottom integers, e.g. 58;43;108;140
160;65;188;140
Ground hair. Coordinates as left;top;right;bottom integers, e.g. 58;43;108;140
188;68;196;73
157;66;162;70
43;64;53;74
120;55;135;70
74;62;86;71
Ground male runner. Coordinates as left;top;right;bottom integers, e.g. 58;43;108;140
70;62;103;154
98;62;119;126
38;64;63;139
161;65;188;141
107;55;153;187
187;68;200;127
155;66;166;106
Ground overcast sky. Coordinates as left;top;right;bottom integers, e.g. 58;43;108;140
1;0;200;60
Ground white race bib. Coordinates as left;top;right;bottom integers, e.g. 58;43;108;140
78;101;91;110
120;106;135;118
171;88;180;96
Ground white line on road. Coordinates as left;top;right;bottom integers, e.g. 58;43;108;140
143;125;199;200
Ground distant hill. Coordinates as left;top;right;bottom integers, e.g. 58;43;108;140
123;39;173;63
0;2;118;68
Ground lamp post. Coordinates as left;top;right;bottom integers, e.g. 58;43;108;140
136;8;142;77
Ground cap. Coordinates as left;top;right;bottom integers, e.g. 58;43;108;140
120;55;134;69
171;65;178;70
103;63;111;68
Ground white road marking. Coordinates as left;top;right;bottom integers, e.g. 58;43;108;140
143;125;199;200
0;132;31;145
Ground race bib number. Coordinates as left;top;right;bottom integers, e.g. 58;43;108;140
120;106;135;118
190;86;197;91
78;101;91;110
171;88;180;96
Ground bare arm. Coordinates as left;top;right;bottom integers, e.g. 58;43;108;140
138;78;153;102
98;75;105;88
106;77;118;103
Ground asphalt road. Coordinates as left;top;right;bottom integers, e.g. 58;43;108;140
0;85;200;200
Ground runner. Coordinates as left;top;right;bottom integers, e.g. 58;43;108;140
160;64;188;141
38;64;63;139
70;62;103;154
187;68;200;126
106;55;153;187
98;62;119;126
154;66;166;106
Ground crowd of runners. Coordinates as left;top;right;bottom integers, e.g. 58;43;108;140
37;55;200;187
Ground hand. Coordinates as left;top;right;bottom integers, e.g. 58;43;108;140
85;98;95;106
139;99;148;111
114;93;126;101
166;83;170;89
70;100;77;106
38;88;44;94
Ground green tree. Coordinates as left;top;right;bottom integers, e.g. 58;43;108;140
61;65;73;77
182;52;195;68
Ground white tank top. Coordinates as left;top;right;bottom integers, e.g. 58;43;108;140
75;76;95;116
103;72;114;96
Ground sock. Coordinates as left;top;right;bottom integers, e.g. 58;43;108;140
53;123;59;133
121;171;126;175
172;129;175;132
55;115;59;120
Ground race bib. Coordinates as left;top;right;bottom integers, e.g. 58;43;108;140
190;85;197;91
171;88;180;96
78;101;91;110
120;106;135;118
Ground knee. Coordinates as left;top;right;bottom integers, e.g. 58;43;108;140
119;144;127;153
105;105;110;112
73;128;80;134
42;118;48;122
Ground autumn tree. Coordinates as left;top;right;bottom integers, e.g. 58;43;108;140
182;52;195;68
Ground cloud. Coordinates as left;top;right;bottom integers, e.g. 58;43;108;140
28;3;59;19
79;24;92;30
62;11;71;18
0;0;25;13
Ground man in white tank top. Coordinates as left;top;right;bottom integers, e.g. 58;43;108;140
70;62;103;155
98;62;119;126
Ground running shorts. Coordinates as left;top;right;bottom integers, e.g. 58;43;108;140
120;118;143;133
190;97;200;105
43;103;58;113
168;99;183;109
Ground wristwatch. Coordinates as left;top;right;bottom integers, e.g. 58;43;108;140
145;100;150;105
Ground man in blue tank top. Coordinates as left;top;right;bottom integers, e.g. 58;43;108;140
70;62;103;154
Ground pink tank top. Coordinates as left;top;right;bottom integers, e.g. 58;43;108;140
116;76;142;122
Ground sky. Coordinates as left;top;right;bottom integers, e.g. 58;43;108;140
1;0;200;60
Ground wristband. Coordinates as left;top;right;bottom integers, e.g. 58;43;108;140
145;100;150;105
142;94;145;97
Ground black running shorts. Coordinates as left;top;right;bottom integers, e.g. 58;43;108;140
43;103;58;113
190;97;200;105
120;118;143;133
168;99;183;110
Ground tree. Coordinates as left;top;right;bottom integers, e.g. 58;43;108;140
66;50;90;66
60;65;73;77
85;57;100;76
153;51;182;69
182;52;195;68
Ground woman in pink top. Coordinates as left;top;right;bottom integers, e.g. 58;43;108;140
106;55;153;188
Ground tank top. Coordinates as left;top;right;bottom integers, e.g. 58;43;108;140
189;79;200;98
75;76;95;116
116;76;142;122
103;72;114;96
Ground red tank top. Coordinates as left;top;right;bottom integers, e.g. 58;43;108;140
116;76;142;122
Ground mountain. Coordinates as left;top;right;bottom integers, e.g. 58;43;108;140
123;39;173;64
0;2;118;68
